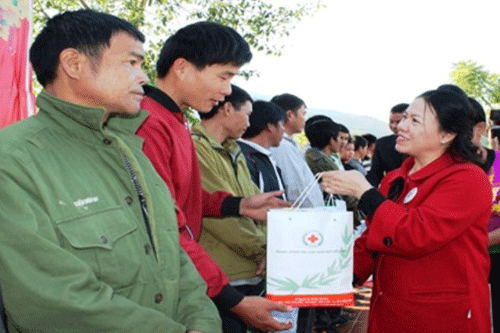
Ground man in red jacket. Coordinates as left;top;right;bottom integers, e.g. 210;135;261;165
136;21;292;332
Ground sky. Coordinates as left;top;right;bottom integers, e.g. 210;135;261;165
233;0;500;123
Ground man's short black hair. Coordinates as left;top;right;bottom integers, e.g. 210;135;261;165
305;118;340;150
362;133;377;145
242;101;287;139
304;115;333;130
199;84;253;120
157;21;252;78
391;103;409;114
270;93;306;113
354;135;368;150
338;123;349;134
30;9;145;87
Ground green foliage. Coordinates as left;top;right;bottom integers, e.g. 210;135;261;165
294;131;309;149
32;0;323;84
449;60;500;108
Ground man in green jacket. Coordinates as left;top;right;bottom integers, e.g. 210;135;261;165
192;85;271;333
0;9;220;333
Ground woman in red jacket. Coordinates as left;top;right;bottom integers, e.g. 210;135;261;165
322;89;492;333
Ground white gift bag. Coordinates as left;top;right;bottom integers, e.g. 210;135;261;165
266;176;354;307
266;207;354;307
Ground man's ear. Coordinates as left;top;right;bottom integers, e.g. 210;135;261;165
58;48;87;80
171;57;191;81
220;101;233;117
265;123;276;133
286;110;294;120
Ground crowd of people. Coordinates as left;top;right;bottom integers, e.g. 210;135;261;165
0;8;498;333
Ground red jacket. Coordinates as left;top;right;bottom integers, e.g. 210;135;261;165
137;86;240;305
355;153;491;333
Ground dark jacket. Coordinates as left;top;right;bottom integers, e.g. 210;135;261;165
366;134;406;187
238;141;285;199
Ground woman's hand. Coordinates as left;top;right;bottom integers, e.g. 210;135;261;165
320;170;373;199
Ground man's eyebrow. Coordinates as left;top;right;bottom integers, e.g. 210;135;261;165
129;51;144;61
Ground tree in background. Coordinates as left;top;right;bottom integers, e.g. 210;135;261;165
33;0;323;123
33;0;323;82
450;60;500;109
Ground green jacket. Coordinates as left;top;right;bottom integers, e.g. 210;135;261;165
191;123;265;281
0;92;221;333
305;147;340;176
304;147;362;227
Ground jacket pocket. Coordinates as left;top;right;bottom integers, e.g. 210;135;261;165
56;206;144;290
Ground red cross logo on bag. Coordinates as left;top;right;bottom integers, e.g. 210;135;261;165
303;231;323;247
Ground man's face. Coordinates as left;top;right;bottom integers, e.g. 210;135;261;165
288;105;307;134
227;100;252;139
180;63;240;112
338;131;350;150
389;112;404;134
269;120;286;147
340;142;355;162
79;32;148;115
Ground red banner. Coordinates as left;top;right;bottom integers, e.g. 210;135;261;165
0;0;35;129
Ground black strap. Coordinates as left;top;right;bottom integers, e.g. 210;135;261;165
121;154;157;256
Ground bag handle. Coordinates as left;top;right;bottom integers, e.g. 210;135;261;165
291;173;322;209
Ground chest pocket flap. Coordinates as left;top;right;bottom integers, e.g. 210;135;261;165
56;207;137;250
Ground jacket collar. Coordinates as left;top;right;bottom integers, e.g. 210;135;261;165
37;90;148;141
143;85;181;113
397;153;458;182
192;122;241;154
238;139;271;156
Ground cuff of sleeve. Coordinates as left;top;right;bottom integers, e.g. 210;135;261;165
221;197;242;217
358;188;386;217
212;284;245;310
353;274;360;287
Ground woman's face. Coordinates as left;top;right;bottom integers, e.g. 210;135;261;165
395;98;453;161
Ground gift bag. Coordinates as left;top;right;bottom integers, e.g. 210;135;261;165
266;175;355;307
266;207;354;307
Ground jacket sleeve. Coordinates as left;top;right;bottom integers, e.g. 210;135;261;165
0;157;191;333
364;168;492;257
201;188;233;218
193;140;265;262
353;232;376;285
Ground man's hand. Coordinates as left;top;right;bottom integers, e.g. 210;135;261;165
256;258;266;278
240;191;291;222
231;296;293;332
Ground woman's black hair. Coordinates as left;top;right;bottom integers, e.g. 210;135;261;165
419;89;484;168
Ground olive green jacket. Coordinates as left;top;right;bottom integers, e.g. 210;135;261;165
0;92;220;333
305;147;363;227
192;123;265;281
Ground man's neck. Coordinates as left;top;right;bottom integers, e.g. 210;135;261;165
245;135;271;149
323;145;336;156
200;119;229;145
285;126;297;137
155;77;184;111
